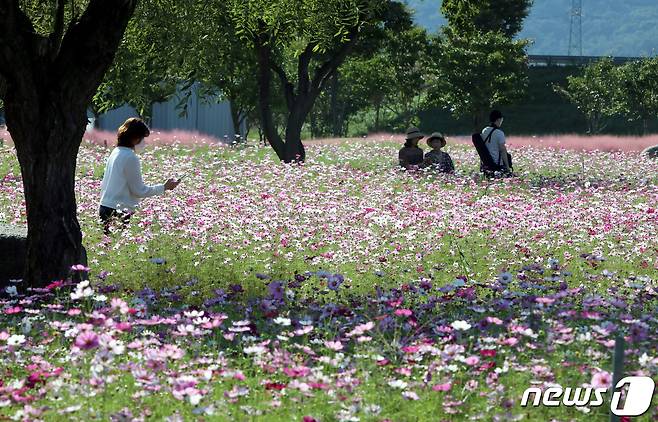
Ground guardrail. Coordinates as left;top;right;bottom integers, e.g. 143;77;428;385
528;55;644;67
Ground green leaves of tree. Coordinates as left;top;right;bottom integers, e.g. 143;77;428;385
428;0;531;129
556;57;658;134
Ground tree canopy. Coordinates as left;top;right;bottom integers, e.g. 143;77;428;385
441;0;532;38
427;0;531;130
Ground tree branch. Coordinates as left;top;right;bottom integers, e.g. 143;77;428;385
0;0;39;81
310;28;359;95
48;0;66;60
270;61;295;110
297;43;315;96
54;0;138;100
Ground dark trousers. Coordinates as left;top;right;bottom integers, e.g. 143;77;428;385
99;206;131;235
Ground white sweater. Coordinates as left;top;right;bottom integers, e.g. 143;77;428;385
99;147;165;211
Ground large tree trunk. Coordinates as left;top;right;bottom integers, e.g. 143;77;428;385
283;106;308;162
255;33;286;160
0;0;138;287
329;72;341;137
11;104;86;284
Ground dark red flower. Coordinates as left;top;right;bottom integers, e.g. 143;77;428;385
480;349;497;358
264;382;286;391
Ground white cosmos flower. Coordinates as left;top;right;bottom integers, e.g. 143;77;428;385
388;379;408;389
21;318;32;335
243;345;267;355
109;340;125;355
451;320;472;331
4;286;17;297
273;317;291;326
452;278;466;287
70;282;94;300
7;334;26;346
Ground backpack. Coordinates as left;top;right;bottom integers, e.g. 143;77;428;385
471;128;503;173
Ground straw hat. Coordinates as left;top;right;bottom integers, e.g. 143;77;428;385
427;132;446;143
405;127;425;141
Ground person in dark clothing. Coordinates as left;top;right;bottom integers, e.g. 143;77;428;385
421;132;454;173
399;127;425;170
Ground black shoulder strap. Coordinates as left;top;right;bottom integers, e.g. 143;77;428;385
484;127;497;143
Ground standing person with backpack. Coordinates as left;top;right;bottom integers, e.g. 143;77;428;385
481;110;512;174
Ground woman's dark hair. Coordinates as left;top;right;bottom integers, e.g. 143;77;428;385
117;118;150;147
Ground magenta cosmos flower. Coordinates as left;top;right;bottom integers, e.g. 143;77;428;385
74;331;99;350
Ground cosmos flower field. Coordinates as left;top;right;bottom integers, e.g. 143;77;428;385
1;139;657;421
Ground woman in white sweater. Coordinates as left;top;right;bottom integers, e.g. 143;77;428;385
99;118;179;234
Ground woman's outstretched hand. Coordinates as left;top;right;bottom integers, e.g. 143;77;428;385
164;178;181;191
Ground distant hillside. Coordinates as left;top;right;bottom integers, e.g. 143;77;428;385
406;0;658;57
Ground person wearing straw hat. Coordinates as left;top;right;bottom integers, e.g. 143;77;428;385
421;132;454;173
399;127;425;170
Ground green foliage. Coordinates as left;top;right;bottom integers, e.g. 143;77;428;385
17;0;89;36
227;0;378;55
423;0;531;130
93;0;184;120
310;20;430;136
441;0;531;37
181;0;260;132
615;58;658;133
553;59;620;134
557;57;658;135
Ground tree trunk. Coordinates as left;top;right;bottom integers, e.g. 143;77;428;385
283;106;307;162
330;72;340;137
8;98;86;286
0;0;138;287
473;110;487;133
229;103;240;141
255;35;286;160
375;102;381;132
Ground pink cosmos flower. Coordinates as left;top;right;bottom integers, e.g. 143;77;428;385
74;331;99;350
486;316;504;325
394;309;413;317
283;366;311;378
5;306;21;315
502;337;519;346
432;382;452;392
535;297;555;305
464;356;480;366
591;370;612;389
324;340;343;351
